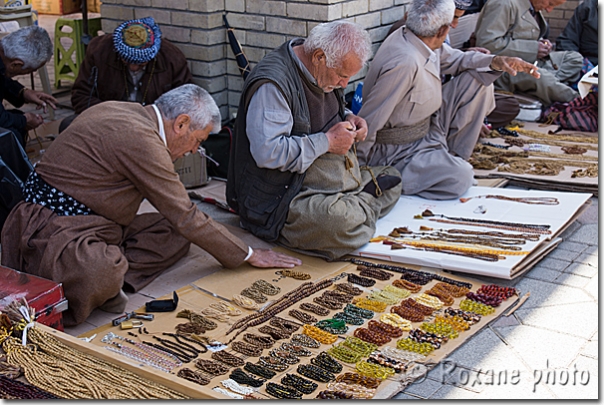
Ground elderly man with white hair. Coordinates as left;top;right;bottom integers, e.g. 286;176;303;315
228;21;402;261
2;84;301;326
358;0;539;200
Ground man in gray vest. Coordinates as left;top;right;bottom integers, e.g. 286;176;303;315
358;0;539;200
227;21;402;261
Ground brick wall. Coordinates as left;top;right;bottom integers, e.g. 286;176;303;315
98;0;578;120
99;0;410;119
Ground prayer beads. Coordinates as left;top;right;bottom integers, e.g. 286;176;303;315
335;372;382;389
381;346;427;363
396;338;435;355
344;303;374;319
291;333;321;348
310;352;343;374
466;291;503;307
413;293;444;310
355;360;396;380
335;282;364;296
229;368;265;388
302;324;338;344
243;362;276;379
459;299;496;315
353;298;388;312
342;336;378;356
300;302;331;316
357;265;394;281
297;364;336;383
421;322;459;339
265;382;302;399
347;273;376;287
326;382;376;399
333;311;365;325
392;278;422;293
477;284;517;299
280;342;313;357
327;344;364;363
435;315;470;331
314;319;349;335
367;350;409;373
281;373;318;395
367;320;404;338
444;307;482;324
379;313;412;331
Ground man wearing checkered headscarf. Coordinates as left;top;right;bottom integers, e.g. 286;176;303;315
61;17;193;132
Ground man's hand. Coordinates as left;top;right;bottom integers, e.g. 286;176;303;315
537;39;553;59
345;114;368;142
23;89;58;113
326;121;357;155
479;124;491;138
491;56;541;79
247;248;303;268
24;112;44;130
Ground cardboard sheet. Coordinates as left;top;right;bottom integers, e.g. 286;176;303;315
472;122;598;194
78;258;519;399
353;186;591;279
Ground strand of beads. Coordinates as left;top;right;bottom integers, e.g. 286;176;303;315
353;297;388;312
313;295;344;310
243;333;275;349
252;279;281;295
265;382;303;399
258;325;291;340
356;360;396;380
477;284;517;299
211;350;245;368
220;378;256;395
240;287;267;304
314;319;349;335
176;368;211;386
392;279;422;293
460;299;496;315
269;348;300;365
300;302;331;316
327;344;364;363
444;307;482;324
229;368;265;388
0;375;61;399
231;341;263;357
212;387;244;399
105;344;177;373
279;342;313;357
210;301;242;316
342;336;378;356
353;327;392;346
381;346;427;363
435;315;470;332
433;282;470;298
258;356;289;372
302;324;338;344
421;322;460;339
232;294;259;310
368;289;406;305
425;287;455;306
176;309;218;331
335;282;364;296
379;313;412;331
357;265;394;281
325;382;376;399
281;373;318;394
367;350;409;373
344;303;374;319
396;338;435;355
335;372;382;389
200;307;231;322
367;320;404;338
289;308;318;324
333;311;365;325
413;293;444;310
194;359;230;376
310;352;343;374
316;390;353;399
466;291;502;307
323;289;355;303
276;269;312;280
270;317;301;334
291;333;321;348
244;362;276;379
408;329;447;349
348;273;377;287
297;363;336;383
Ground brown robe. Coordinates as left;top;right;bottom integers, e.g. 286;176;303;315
1;102;248;325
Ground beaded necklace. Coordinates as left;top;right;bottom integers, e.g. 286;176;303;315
460;194;559;205
335;372;382;389
229;368;265;388
0;375;61;399
281;373;318;394
177;368;211;386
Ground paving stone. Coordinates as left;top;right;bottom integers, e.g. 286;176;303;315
572;247;598;268
544;355;598;399
514;302;598;339
531;256;572;272
554;272;591;288
429;384;479;399
579;340;598;359
490;314;521;328
513;278;593;309
474;370;558;399
392;392;421;399
558;221;582;239
556;240;587;254
567;224;598;245
563;262;597;278
403;376;448;398
525;266;562;282
496;325;587;370
545;247;582;262
583;274;598;301
576;199;598;225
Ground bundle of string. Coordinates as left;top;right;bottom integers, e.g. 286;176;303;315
1;300;188;399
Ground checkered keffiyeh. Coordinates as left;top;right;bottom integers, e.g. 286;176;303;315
113;17;162;64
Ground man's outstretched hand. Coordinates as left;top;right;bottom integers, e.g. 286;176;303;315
491;56;541;79
247;248;303;268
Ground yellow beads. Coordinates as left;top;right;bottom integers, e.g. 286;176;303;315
420;322;459;339
342;337;378;356
302;324;338;344
379;313;412;331
353;298;388;312
459;299;496;316
413;293;444;310
435;315;470;331
328;344;364;363
355;360;396;380
396;338;435;355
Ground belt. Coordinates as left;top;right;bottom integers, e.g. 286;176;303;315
23;170;95;216
375;117;430;145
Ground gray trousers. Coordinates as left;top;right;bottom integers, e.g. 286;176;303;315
366;71;495;200
495;50;582;107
